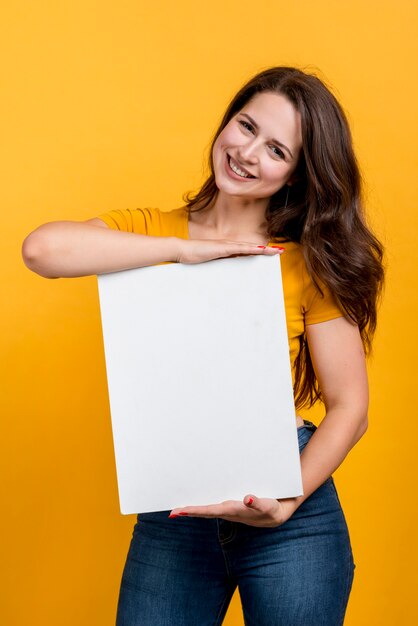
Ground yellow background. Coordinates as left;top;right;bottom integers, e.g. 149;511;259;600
1;1;417;624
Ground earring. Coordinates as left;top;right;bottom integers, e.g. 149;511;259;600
284;185;290;209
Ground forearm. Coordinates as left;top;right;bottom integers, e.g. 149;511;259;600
22;221;181;278
285;407;368;513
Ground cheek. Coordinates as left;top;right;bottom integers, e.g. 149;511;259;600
216;124;240;149
213;130;234;167
263;163;289;186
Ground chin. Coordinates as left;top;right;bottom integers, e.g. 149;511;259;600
215;178;252;197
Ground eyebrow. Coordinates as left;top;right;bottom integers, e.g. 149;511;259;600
240;113;294;159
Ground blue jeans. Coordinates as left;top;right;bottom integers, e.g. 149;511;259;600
116;421;355;625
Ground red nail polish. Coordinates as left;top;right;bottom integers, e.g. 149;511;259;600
248;497;254;505
271;246;285;250
257;245;266;249
178;512;189;516
168;514;179;518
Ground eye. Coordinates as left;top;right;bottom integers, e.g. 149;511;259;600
270;145;286;160
238;119;254;132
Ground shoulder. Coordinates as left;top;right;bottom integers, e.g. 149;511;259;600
271;240;344;323
95;206;188;237
156;207;189;237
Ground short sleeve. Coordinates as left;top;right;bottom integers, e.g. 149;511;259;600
96;208;152;234
303;274;345;325
96;206;189;239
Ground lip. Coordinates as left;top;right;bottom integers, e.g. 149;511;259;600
224;154;256;181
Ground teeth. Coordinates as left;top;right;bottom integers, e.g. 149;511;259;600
229;156;252;178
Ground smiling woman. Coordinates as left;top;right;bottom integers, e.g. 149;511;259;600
186;66;383;409
212;92;302;197
22;66;384;626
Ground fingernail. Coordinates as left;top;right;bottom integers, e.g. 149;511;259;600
271;246;285;250
178;512;189;516
257;245;266;249
168;514;179;518
247;497;254;505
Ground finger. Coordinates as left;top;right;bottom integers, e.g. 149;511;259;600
169;504;228;518
230;245;284;256
237;244;284;253
244;496;285;524
243;495;279;519
170;500;245;518
221;239;282;250
244;494;258;508
263;246;284;256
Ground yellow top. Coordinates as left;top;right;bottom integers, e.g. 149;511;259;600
97;206;344;380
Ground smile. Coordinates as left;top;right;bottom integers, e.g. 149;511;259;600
227;155;256;179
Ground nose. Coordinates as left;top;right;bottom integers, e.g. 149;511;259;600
236;138;259;164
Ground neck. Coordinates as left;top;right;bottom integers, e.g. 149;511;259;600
197;191;269;239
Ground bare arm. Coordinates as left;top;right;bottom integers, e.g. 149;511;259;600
21;218;183;278
284;316;369;513
22;217;281;279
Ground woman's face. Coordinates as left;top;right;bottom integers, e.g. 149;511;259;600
212;91;302;200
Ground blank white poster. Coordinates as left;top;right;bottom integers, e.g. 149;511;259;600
97;255;303;514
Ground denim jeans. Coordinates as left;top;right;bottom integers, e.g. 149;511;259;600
116;421;355;625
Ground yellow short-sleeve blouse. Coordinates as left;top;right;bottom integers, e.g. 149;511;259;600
97;206;344;381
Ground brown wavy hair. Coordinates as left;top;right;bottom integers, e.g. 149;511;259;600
184;66;384;409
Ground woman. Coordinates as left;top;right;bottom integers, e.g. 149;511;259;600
22;67;384;625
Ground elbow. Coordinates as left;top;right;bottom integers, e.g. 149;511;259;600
21;231;41;269
22;228;59;279
357;413;368;439
353;410;368;444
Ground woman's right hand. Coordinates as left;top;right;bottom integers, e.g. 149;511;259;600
22;219;284;279
175;238;283;264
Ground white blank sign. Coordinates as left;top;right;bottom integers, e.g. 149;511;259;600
97;255;303;514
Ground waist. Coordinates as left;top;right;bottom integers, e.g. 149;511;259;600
296;415;306;428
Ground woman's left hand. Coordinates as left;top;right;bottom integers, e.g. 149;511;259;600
169;495;299;528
